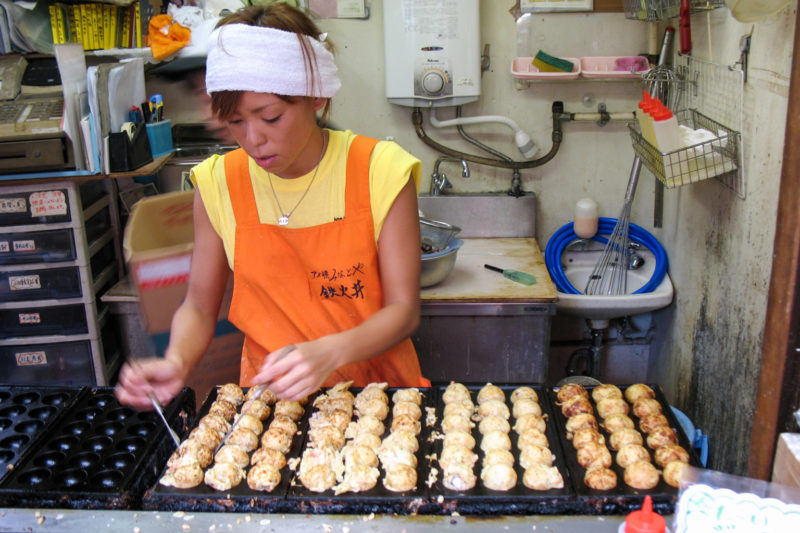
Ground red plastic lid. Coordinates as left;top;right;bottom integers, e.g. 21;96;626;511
624;495;666;533
651;103;673;121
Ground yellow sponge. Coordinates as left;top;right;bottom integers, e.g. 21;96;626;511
532;51;574;73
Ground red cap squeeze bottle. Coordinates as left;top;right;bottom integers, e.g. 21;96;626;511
619;495;667;533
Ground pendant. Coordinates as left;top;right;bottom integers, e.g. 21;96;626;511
278;214;290;226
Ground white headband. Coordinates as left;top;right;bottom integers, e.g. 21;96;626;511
205;24;341;98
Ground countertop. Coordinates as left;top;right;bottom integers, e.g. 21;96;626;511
421;238;558;303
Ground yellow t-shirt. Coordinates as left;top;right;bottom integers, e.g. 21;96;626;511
191;129;422;269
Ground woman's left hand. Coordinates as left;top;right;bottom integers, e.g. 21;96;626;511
252;339;341;401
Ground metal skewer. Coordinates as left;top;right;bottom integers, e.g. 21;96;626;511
128;358;181;448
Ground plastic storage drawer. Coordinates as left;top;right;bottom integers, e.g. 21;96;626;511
0;266;82;302
0;228;77;265
0;303;89;338
0;339;95;385
0;188;73;226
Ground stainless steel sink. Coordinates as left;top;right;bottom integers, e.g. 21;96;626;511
417;192;536;238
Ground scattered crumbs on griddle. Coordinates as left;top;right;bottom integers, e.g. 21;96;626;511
288;457;301;471
426;466;439;487
425;407;437;427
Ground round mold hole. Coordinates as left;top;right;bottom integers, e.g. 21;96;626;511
55;468;87;488
49;435;79;452
14;419;43;434
127;422;156;437
97;421;123;437
29;406;56;419
34;451;66;468
0;405;25;418
42;392;70;406
0;418;11;431
83;436;112;453
1;434;29;450
18;468;52;487
116;436;146;454
87;393;115;408
0;391;10;402
76;407;102;421
13;392;40;405
107;407;134;421
69;451;100;470
104;452;135;470
90;469;123;489
0;450;14;462
64;421;90;436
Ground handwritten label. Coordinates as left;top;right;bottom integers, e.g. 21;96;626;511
13;239;35;252
9;274;41;291
320;279;365;300
18;312;41;324
0;197;26;214
311;262;368;300
0;241;8;253
29;190;67;217
16;351;47;367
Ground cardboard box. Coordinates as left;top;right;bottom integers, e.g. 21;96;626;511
123;191;242;402
772;433;800;489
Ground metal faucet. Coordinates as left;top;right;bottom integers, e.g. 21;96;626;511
430;157;470;195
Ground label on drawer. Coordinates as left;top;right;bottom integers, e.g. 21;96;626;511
0;197;26;213
29;191;67;217
13;239;35;252
15;351;47;366
0;241;8;253
18;312;41;324
9;274;41;291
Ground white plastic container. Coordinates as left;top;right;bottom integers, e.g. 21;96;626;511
651;104;681;153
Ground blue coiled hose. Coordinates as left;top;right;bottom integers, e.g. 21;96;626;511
545;217;669;295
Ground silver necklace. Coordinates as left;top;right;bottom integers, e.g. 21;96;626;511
268;132;327;226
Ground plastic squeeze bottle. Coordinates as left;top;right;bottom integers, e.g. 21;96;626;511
574;198;598;239
618;495;668;533
637;91;656;145
651;102;681;153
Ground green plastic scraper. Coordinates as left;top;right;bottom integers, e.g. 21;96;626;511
484;264;537;286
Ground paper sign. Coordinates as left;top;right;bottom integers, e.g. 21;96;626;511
16;351;47;366
29;191;67;217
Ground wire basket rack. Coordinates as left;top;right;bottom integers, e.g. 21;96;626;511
629;109;741;189
624;0;724;20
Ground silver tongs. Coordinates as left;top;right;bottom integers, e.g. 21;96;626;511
129;358;181;448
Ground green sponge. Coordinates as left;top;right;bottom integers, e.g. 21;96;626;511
532;51;574;73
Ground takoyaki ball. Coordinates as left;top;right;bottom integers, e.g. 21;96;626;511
214;444;250;469
308;409;350;433
564;413;599;437
439;445;478;471
260;427;294;453
442;430;476;450
479;430;512;452
383;463;417;492
442;462;477;491
247;461;282;492
654;444;690;467
443;382;472;405
514;414;547;434
584;467;618;490
299;463;337;492
596;398;630;419
350;432;382;451
663;460;690;488
576;441;613;470
633;398;663;418
623;460;660;490
274;400;305;421
482;449;515;468
478;415;511;435
356;398;390;421
227;427;259;452
233;413;263;436
240;399;271;421
480;463;517;491
160;463;204;489
443;401;474;419
441;414;473;434
355;386;388;407
269;414;298;436
188;426;222;450
251;446;287;469
511;386;538;404
208;398;237;421
299;445;339;470
326;390;354;406
392;401;422;421
512;399;542;419
517;428;549;450
198;413;231;438
336;464;380;494
639;413;671;435
346;415;385;438
378;445;417;469
560;396;594;418
556;383;589;404
602;414;636;434
571;428;606;450
519;445;555;469
342;443;379;468
609;428;644;451
392;388;422;406
646;426;679;450
246;386;277;405
217;383;245;406
381;429;419;453
477;383;505;404
616;444;652;469
309;425;346;449
523;464;565;491
624;384;655;404
591;384;623;403
204;462;245;491
313;395;354;416
327;380;354;398
391;413;422;436
477;400;510;420
167;439;213;470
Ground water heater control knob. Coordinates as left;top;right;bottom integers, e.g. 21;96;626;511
420;69;447;95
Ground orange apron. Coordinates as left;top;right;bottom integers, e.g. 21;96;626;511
224;135;429;388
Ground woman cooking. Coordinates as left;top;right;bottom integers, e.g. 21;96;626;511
115;3;429;408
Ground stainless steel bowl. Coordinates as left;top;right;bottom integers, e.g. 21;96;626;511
420;217;461;253
421;239;464;287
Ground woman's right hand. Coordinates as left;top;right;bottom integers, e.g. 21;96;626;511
114;356;187;411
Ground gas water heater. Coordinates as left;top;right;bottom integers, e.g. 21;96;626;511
383;0;481;108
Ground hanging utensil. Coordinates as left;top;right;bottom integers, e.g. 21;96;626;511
649;26;675;228
679;0;692;54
